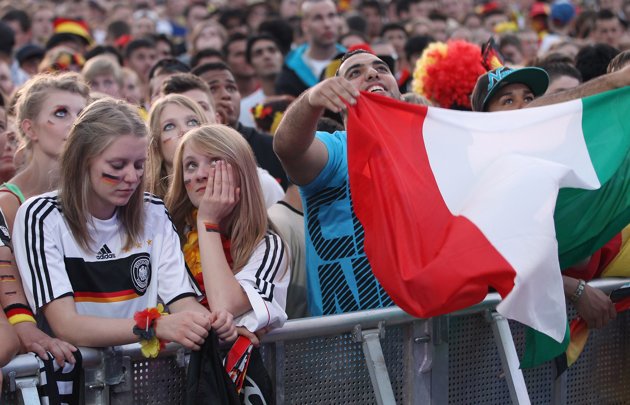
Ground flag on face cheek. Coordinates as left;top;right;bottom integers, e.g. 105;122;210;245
346;88;630;365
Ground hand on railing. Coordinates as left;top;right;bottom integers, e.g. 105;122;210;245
575;284;617;329
155;311;212;351
14;321;77;367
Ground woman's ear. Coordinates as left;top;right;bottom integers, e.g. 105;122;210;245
20;119;37;142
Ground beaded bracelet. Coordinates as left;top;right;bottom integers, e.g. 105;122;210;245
4;303;36;325
133;304;168;358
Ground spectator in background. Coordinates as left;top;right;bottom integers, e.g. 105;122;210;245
121;67;144;108
358;0;385;41
275;0;346;97
224;33;258;99
381;23;410;77
400;34;434;93
147;58;191;104
131;9;159;39
408;0;437;19
240;34;285;127
246;1;273;32
151;34;176;61
0;20;23;88
340;31;369;48
499;34;525;65
16;45;46;78
161;73;219;123
0;61;15;100
82;55;124;99
258;18;295;55
124;37;158;100
192;62;289;190
517;29;540;63
537;61;583;94
218;8;248;36
30;4;54;48
1;9;31;50
575;43;620;82
593;9;625;48
190;48;225;69
188;20;227;62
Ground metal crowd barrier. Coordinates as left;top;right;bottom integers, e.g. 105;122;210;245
2;278;630;404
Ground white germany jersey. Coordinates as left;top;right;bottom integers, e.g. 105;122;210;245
13;191;199;319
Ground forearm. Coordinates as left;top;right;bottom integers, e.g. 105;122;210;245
529;71;625;108
274;90;323;162
197;230;251;317
43;297;137;347
0;316;19;366
0;250;31;310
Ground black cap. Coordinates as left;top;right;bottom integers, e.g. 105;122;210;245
16;44;45;65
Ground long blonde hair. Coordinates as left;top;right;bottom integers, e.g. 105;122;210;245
60;98;147;252
165;124;271;273
147;94;208;198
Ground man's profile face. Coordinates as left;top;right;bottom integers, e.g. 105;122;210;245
338;53;401;100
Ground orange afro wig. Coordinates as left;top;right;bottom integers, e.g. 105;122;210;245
412;40;486;110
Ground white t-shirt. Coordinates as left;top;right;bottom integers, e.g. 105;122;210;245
13;192;199;318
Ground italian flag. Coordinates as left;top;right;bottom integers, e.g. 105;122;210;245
346;89;630;363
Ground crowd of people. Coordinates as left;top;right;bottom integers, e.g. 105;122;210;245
1;0;630;401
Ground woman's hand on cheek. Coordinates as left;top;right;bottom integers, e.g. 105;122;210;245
196;160;241;225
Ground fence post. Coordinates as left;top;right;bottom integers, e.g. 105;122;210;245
15;375;41;405
355;323;396;405
488;311;530;405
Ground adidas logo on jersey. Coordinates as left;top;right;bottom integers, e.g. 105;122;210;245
96;244;116;260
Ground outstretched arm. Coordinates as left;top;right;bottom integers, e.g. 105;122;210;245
529;64;630;108
273;77;359;185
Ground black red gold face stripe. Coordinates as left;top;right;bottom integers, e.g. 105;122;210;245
102;172;122;185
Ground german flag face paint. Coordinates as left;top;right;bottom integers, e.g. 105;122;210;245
184;178;192;189
102;172;123;185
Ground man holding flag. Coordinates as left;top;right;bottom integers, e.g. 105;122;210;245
274;50;630;362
